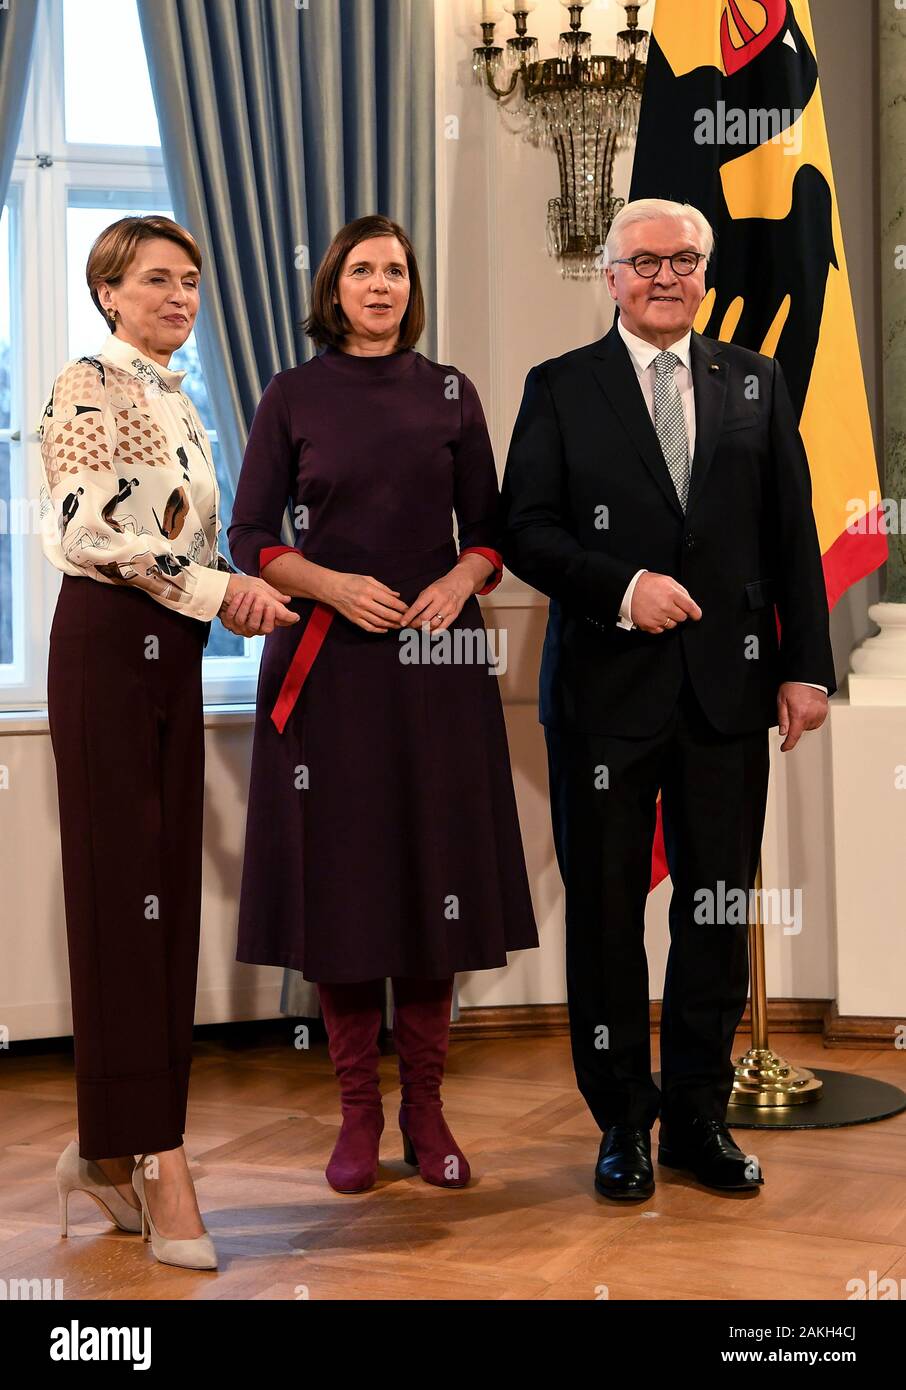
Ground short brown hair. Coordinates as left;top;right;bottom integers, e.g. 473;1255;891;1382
303;214;425;350
86;215;203;332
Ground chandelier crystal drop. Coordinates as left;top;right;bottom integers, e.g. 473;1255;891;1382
472;2;650;279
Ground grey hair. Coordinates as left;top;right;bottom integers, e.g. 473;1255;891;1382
603;198;715;267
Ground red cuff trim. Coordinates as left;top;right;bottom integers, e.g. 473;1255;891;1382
259;544;297;574
457;546;503;595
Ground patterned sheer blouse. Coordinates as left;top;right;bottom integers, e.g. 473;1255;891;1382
37;331;232;620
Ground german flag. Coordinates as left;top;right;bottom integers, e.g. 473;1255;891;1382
630;0;885;890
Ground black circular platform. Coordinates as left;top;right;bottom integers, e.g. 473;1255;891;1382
652;1069;906;1129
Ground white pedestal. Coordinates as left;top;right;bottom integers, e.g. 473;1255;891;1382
850;602;906;705
828;696;906;1018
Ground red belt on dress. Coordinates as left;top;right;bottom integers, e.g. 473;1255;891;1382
270;602;334;734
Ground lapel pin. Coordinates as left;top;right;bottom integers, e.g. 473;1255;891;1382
710;363;720;372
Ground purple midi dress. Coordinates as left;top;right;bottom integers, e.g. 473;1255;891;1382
227;344;539;982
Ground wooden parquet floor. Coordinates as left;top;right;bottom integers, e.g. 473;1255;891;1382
1;1028;904;1301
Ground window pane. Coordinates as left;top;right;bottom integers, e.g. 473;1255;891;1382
0;440;11;668
204;600;243;657
0;204;11;668
63;0;161;146
0;204;9;432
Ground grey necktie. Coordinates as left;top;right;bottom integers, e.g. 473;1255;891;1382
653;350;690;511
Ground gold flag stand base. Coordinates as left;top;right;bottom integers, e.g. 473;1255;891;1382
728;860;823;1110
730;1046;822;1107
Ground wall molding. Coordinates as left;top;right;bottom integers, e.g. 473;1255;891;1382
449;998;901;1050
822;1001;904;1048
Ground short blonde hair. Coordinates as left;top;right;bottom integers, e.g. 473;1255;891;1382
86;215;203;332
604;198;714;267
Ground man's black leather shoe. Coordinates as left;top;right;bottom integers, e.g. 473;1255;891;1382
658;1117;764;1191
594;1124;654;1201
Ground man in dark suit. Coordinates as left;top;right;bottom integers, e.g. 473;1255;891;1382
500;198;835;1201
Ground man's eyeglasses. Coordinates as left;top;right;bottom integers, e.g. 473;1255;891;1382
610;252;707;278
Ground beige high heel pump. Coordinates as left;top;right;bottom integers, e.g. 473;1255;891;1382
56;1139;143;1235
131;1161;217;1271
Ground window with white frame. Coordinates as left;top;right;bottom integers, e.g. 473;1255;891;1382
0;194;21;688
1;0;264;711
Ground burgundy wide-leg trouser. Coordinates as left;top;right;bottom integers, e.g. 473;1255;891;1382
47;575;208;1160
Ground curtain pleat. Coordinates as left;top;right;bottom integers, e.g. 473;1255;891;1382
0;1;39;211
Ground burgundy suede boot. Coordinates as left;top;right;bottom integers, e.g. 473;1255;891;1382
392;976;470;1188
317;980;385;1193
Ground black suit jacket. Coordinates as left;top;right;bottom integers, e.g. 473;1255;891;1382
500;325;836;738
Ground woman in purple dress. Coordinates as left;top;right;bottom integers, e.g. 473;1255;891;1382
227;215;538;1193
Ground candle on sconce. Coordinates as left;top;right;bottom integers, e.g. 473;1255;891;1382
480;2;501;22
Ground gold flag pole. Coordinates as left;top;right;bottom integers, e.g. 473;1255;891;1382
729;858;822;1107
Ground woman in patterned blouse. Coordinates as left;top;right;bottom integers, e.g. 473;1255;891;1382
39;214;297;1271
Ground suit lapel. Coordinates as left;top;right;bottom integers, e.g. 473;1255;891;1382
589;326;728;519
685;332;727;515
589;327;685;519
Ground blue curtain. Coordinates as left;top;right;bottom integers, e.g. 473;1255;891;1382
0;1;39;210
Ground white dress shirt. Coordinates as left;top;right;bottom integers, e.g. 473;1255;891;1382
612;316;827;696
37;332;232;620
